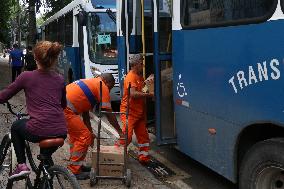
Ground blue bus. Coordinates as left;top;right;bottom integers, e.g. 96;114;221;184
40;0;120;101
118;0;284;188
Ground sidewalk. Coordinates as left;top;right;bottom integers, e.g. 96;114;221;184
8;109;173;188
52;117;173;189
0;54;9;63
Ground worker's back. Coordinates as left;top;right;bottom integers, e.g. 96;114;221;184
66;77;111;113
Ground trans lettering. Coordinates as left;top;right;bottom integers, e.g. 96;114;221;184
229;59;280;94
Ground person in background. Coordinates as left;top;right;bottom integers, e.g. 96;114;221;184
9;44;24;82
0;41;67;179
3;48;7;58
24;46;37;71
116;54;154;164
64;73;123;180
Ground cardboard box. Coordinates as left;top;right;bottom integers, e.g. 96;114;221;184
95;164;124;177
143;74;154;93
92;145;124;176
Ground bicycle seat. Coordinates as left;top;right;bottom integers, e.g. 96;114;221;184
39;138;65;148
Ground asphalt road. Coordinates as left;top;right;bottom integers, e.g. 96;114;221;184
99;114;238;189
150;144;237;189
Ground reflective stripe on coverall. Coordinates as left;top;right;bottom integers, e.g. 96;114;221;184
119;114;150;162
118;70;150;163
64;107;93;174
65;78;111;174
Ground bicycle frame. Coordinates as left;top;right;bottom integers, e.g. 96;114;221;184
0;133;11;164
25;142;39;174
1;102;54;189
0;133;13;178
25;143;61;189
0;135;42;187
2;102;80;189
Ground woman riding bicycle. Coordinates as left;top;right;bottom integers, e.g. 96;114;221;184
0;41;67;179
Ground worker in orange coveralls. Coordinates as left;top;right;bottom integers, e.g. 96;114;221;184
117;54;154;164
64;73;122;180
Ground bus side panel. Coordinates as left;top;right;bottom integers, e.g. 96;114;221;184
58;47;81;82
117;35;127;93
66;47;82;80
172;20;284;182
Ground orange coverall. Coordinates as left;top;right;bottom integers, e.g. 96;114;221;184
119;70;150;163
64;78;111;174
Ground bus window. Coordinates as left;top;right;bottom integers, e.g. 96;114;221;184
160;61;175;139
50;21;58;42
65;12;73;46
87;12;117;64
181;0;276;28
144;0;164;11
44;25;50;41
159;12;172;53
58;16;65;44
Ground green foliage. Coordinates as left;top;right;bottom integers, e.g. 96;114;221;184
0;0;12;45
42;0;73;19
36;16;45;27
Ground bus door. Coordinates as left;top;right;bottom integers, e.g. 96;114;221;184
152;0;176;145
120;0;175;144
129;0;174;143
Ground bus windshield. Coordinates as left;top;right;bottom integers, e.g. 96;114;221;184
88;12;117;65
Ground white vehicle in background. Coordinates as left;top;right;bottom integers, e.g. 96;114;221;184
22;49;27;56
39;0;120;101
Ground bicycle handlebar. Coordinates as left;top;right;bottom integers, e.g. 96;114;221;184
4;101;29;117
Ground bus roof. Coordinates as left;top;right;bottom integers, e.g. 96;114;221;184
41;0;94;27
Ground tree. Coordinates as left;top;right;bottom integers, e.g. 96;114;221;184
0;0;12;45
8;2;28;48
43;0;72;19
27;0;37;46
20;0;72;46
36;15;45;26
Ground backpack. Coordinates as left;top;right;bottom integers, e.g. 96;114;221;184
25;52;37;71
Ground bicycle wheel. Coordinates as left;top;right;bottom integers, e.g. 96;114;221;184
0;136;15;189
10;142;17;172
47;165;81;189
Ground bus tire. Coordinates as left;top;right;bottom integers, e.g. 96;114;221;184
239;138;284;189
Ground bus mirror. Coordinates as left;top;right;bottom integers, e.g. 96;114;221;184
78;11;87;26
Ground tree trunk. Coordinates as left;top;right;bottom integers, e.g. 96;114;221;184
17;14;21;47
27;0;36;47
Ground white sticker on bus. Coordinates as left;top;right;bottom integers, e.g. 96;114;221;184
228;58;281;94
177;74;188;98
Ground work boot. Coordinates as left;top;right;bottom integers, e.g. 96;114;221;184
74;172;90;180
139;155;150;165
81;165;91;172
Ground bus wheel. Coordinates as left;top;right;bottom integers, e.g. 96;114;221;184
239;138;284;189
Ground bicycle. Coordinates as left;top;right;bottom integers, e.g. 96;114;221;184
0;102;81;189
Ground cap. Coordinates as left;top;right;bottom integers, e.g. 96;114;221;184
129;54;143;65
